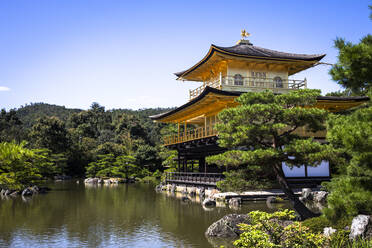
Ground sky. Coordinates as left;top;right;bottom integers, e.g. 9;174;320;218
0;0;371;110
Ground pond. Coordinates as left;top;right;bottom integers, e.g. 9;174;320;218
0;182;289;247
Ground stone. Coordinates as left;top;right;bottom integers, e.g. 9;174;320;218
30;186;39;194
188;187;197;197
203;198;216;207
103;179;111;184
323;227;337;237
349;215;371;240
205;214;250;237
266;196;278;204
155;184;162;191
228;197;241;207
313;191;328;204
22;188;33;196
0;189;5;196
9;190;19;196
4;189;16;196
301;188;313;200
170;184;176;193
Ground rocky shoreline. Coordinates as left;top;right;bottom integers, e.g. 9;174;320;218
84;177;136;185
155;183;329;210
0;185;50;198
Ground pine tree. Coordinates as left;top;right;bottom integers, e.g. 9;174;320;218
207;89;339;220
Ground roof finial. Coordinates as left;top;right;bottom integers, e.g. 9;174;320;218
237;29;252;45
241;29;250;39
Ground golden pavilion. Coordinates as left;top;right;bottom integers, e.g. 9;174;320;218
150;33;369;186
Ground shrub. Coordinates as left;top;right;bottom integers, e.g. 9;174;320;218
302;215;352;234
233;210;327;248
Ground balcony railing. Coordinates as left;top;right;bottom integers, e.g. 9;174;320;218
165;172;224;186
189;76;307;100
162;125;326;146
163;125;217;146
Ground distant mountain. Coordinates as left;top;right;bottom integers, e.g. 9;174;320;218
15;103;82;128
14;102;174;129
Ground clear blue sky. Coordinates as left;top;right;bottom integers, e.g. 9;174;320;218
1;0;371;110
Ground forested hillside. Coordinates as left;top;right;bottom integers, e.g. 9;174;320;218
0;102;176;179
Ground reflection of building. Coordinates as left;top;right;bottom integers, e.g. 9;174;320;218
150;36;369;186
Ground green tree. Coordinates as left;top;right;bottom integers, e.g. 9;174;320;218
0;109;24;142
86;154;116;178
0;142;52;190
114;155;137;179
323;105;372;220
207;90;338;220
134;144;162;172
329;6;372;95
233;210;327;248
29;116;70;153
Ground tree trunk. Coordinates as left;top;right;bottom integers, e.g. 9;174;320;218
272;162;319;220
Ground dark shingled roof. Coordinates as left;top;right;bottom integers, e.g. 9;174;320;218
214;44;325;61
175;41;326;78
149;87;370;121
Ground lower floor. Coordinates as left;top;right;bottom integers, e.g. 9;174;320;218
166;136;330;188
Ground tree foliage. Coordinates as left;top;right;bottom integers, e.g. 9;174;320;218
0;103;172;179
207;89;338;219
233;210;327;248
329;35;372;95
0;142;55;190
323;105;372;220
86;154;138;179
30;116;70;153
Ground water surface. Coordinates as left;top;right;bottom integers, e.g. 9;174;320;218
0;182;287;247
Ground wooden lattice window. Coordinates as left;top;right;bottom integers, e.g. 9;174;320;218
274;76;283;88
234;74;243;86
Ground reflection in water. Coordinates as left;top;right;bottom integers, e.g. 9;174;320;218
0;182;290;247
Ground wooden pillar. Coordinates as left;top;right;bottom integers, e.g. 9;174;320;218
177;153;180;172
199;157;206;174
177;122;180;139
204;116;207;136
184;122;187;138
219;71;223;86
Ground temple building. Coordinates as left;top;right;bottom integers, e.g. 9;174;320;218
150;34;369;186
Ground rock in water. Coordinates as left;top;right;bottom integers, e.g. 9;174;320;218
229;197;241;207
266;196;278;204
205;214;250;237
349;215;371;240
313;191;328;204
155;184;162;191
22;188;33;196
202;198;216;207
301;188;313;200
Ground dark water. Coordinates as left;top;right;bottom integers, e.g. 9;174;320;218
0;182;289;247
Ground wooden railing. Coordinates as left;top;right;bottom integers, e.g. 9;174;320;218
189;80;222;99
189;76;307;100
165;172;224;186
163;125;326;146
163;125;218;146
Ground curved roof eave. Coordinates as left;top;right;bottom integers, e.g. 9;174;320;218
149;87;370;121
149;86;240;121
174;44;326;80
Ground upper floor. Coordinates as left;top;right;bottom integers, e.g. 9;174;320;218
175;39;324;100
